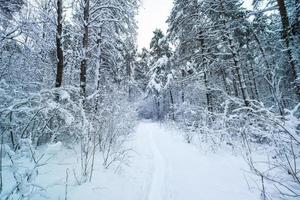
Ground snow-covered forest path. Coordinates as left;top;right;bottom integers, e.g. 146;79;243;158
27;122;260;200
133;122;258;200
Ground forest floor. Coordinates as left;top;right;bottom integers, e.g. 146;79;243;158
3;122;261;200
129;122;259;200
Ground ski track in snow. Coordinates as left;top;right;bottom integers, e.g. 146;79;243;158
146;126;167;200
135;122;258;200
15;121;259;200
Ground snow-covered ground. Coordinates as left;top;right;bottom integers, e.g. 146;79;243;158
3;121;260;200
132;122;259;200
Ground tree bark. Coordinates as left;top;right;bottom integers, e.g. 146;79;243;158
95;31;102;111
229;37;251;106
169;89;175;120
204;71;213;112
230;69;239;97
156;97;160;120
245;67;255;99
0;129;3;193
276;0;299;92
80;0;90;97
291;0;300;41
55;0;64;88
9;111;15;149
226;32;250;106
218;0;250;106
249;65;259;100
181;69;185;103
199;33;213;112
234;62;250;106
221;68;230;95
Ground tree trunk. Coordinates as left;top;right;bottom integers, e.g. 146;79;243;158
252;30;272;78
276;0;299;93
204;71;212;112
55;0;64;88
251;30;287;113
156;97;160;120
219;0;250;106
169;89;175;120
95;31;102;111
221;68;230;95
228;38;250;106
234;64;250;106
251;30;275;98
232;71;240;97
291;0;300;42
199;34;213;112
80;0;90;97
9;111;15;149
0;129;3;193
245;67;255;99
126;52;133;101
181;69;185;103
249;65;259;100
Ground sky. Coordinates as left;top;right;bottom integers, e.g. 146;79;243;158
136;0;253;51
136;0;173;51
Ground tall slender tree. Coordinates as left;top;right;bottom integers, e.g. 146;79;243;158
55;0;64;88
80;0;90;97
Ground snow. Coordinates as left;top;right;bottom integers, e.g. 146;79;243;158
3;121;260;200
148;75;162;92
59;90;70;101
134;122;259;200
164;73;173;89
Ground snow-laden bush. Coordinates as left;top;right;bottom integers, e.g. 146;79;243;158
0;81;138;196
79;88;138;183
0;139;63;200
171;97;300;199
171;100;240;149
99;92;137;169
0;82;84;149
242;104;300;200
